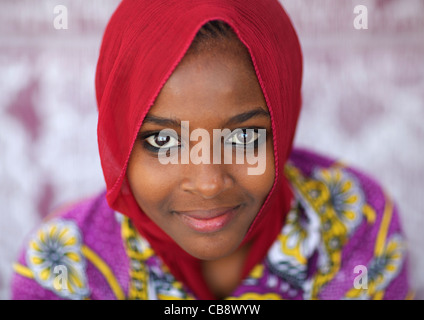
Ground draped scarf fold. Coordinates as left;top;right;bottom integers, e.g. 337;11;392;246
95;0;303;299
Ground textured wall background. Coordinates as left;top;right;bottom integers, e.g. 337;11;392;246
0;0;423;299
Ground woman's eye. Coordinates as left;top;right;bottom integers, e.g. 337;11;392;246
227;129;260;146
145;133;180;149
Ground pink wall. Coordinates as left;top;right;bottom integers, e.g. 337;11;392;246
1;0;423;299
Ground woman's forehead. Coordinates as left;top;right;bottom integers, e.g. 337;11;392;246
147;45;266;118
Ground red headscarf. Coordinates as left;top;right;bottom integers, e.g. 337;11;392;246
96;0;302;299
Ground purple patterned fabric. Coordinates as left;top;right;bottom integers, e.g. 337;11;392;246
11;148;411;300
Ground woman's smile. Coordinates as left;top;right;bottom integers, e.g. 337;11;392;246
174;204;243;234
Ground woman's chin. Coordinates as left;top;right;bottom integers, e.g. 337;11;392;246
181;242;240;261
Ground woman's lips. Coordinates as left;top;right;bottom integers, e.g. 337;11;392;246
176;205;241;234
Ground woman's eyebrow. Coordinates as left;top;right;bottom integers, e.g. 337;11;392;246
143;115;181;128
143;107;270;128
224;107;270;126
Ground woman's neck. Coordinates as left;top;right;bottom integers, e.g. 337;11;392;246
201;242;251;299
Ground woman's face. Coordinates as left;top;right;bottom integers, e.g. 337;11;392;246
127;39;275;261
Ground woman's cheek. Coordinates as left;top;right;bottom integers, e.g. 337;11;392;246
128;151;171;207
137;159;178;200
245;141;275;197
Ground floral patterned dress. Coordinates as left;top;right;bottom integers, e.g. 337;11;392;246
11;149;412;300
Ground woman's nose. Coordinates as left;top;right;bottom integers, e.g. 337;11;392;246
180;164;234;199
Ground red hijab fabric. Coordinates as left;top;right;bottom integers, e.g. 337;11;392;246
96;0;303;299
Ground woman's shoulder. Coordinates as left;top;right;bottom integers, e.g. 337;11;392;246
286;147;406;253
11;191;129;300
277;147;411;299
287;147;394;215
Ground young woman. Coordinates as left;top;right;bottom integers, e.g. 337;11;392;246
12;0;411;300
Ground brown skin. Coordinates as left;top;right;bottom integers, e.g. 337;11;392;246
127;38;275;298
